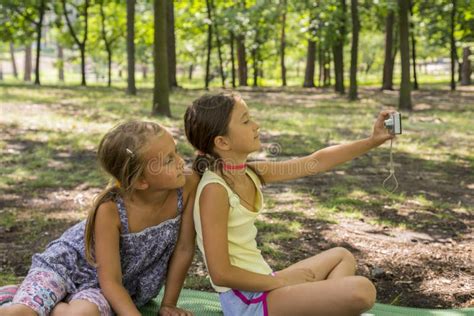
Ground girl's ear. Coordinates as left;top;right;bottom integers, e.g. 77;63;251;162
214;135;231;151
135;177;149;190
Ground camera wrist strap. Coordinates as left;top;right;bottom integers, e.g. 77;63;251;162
383;138;399;192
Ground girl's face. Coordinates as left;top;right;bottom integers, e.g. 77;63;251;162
225;97;261;155
141;130;185;190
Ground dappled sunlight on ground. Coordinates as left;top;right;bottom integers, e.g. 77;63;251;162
0;84;472;307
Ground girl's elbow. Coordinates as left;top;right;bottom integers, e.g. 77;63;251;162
209;268;228;287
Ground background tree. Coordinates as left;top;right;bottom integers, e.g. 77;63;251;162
280;0;287;87
96;0;125;87
51;2;65;82
210;0;226;88
457;0;474;85
409;0;419;90
303;4;318;88
382;4;396;90
126;0;136;94
135;2;154;80
235;2;248;87
450;0;456;91
174;1;206;84
349;0;360;100
167;0;178;88
333;0;347;94
152;0;170;117
62;0;90;86
3;0;48;85
398;0;412;110
204;0;213;89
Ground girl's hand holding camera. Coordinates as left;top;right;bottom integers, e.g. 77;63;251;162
370;110;397;147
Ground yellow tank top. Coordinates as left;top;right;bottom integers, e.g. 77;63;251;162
194;168;273;292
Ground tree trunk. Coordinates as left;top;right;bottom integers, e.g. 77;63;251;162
9;43;18;78
461;46;471;85
167;0;177;88
99;2;112;87
62;0;89;86
280;0;287;87
349;0;359;101
398;0;412;110
230;32;236;88
303;39;316;88
24;44;32;81
333;44;344;92
325;49;331;87
34;0;46;85
450;0;456;91
80;44;86;86
127;0;137;94
252;45;258;87
409;0;418;90
152;0;171;117
382;9;395;90
205;0;212;89
318;42;323;87
57;44;64;81
107;48;112;87
210;0;225;88
142;65;148;79
333;0;346;93
236;35;247;86
188;64;193;80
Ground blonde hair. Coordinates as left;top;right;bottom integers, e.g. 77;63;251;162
84;120;164;264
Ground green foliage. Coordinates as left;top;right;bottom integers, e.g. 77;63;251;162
0;0;472;88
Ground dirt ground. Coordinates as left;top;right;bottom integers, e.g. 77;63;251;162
0;86;472;309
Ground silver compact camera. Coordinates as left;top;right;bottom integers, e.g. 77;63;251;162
384;112;402;134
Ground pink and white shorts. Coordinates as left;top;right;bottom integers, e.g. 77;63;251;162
11;268;112;316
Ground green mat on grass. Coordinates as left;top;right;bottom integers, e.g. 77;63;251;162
139;289;474;316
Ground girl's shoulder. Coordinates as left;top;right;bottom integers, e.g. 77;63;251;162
95;200;121;230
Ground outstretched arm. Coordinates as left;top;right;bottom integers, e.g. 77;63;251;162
248;110;395;183
95;202;142;316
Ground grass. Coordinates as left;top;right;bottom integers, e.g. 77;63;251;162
0;82;473;300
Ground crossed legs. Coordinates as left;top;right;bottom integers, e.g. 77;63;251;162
267;247;376;316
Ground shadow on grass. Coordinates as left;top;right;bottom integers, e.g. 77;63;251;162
367;251;472;308
1;124;103;197
284;147;473;241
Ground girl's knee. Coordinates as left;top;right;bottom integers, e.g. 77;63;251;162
332;247;356;263
56;302;100;316
0;304;38;316
74;305;101;316
349;276;376;311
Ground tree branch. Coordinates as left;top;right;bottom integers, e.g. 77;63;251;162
61;0;81;46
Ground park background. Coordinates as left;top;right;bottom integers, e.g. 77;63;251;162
0;0;473;310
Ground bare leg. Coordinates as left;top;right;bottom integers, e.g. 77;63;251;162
267;276;376;316
278;247;357;281
50;300;100;316
0;304;38;316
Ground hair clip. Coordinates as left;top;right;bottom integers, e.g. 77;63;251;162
126;148;135;158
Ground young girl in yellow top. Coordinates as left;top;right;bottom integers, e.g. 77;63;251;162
184;93;394;316
0;121;196;316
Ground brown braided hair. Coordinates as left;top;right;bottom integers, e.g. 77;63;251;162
184;93;264;185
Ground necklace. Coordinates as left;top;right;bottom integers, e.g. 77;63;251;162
222;163;247;171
